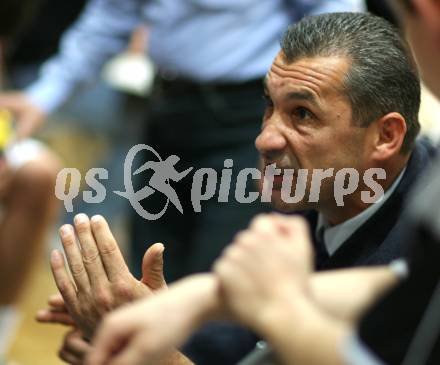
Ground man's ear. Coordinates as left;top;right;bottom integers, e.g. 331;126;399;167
413;0;440;33
369;113;407;161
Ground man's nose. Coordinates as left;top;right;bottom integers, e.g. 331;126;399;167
255;124;287;161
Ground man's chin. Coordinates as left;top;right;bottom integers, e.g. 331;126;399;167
270;193;309;212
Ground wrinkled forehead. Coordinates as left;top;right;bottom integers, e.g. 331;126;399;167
265;52;351;99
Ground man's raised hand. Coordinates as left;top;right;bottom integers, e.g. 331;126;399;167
50;214;166;339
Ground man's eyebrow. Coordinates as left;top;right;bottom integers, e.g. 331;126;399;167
286;90;319;107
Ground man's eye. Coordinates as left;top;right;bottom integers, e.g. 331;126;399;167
293;107;313;120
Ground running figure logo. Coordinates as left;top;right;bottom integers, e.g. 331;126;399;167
115;144;193;220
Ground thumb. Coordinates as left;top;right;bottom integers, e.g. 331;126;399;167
141;243;166;290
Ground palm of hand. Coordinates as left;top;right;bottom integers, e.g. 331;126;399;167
49;214;166;340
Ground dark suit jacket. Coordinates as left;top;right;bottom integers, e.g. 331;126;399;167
360;144;440;365
183;139;436;365
304;138;437;271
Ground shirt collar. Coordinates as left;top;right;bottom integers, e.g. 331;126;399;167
316;167;406;256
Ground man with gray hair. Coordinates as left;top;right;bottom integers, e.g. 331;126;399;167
87;6;440;363
256;11;428;270
48;11;436;365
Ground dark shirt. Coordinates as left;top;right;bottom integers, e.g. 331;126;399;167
312;138;437;270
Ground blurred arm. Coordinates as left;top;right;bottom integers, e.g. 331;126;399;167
311;266;400;322
25;0;143;113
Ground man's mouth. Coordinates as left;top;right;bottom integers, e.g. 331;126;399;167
264;165;298;190
272;174;285;189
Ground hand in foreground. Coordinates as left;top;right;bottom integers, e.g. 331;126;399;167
0;92;47;139
58;328;92;365
214;214;314;335
36;293;75;326
86;274;220;365
50;213;166;339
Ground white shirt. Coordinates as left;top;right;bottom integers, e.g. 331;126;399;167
25;0;363;113
316;168;406;256
342;334;387;365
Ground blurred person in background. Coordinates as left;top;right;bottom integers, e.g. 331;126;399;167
0;0;61;361
4;0;142;243
0;0;363;283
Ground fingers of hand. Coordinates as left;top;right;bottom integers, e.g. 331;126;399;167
230;230;272;266
48;293;66;310
59;348;83;365
59;329;91;365
271;214;311;241
275;215;313;261
74;214;108;287
64;329;92;358
36;309;75;326
59;224;90;292
248;214;313;262
50;249;79;313
90;215;128;282
141;243;166;290
249;214;278;235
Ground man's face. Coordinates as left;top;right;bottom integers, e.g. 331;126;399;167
256;53;370;212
